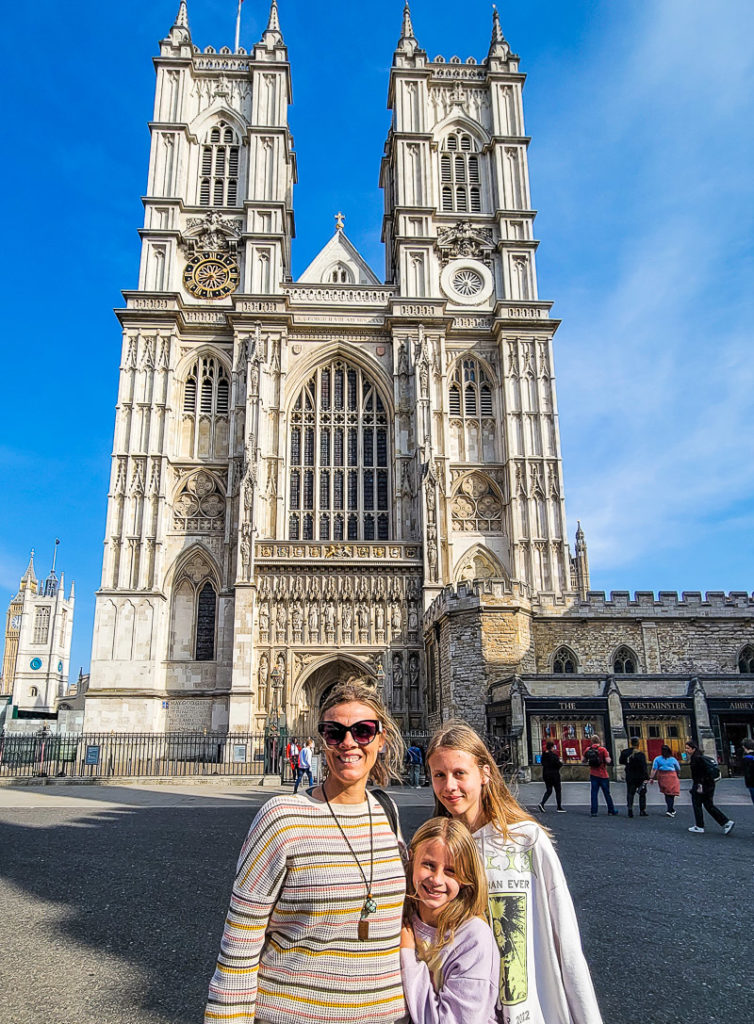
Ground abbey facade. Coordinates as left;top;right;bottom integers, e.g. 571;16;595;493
84;3;754;774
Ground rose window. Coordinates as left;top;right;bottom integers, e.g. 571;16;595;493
452;268;483;296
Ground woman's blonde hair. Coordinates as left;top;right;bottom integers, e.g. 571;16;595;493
427;720;538;840
319;679;405;788
407;817;488;966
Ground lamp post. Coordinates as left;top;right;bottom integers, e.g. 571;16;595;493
265;664;285;776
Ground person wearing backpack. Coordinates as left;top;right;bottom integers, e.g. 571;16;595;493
405;743;423;788
583;736;618;817
619;737;649;817
685;739;734;835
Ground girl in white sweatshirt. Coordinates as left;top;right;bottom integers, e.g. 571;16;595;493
427;722;603;1024
400;817;500;1024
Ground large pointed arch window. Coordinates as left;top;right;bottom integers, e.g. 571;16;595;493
288;360;391;542
180;355;230;460
199;121;240;208
448;356;497;462
440;131;482;214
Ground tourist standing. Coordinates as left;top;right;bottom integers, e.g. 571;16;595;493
400;817;499;1024
427;721;603;1024
648;744;681;816
205;681;408;1024
405;742;424;788
583;736;618;816
619;737;649;817
537;740;565;813
685;739;734;835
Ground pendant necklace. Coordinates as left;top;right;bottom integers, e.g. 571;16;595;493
323;784;377;940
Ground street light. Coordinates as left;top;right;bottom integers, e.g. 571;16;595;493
265;663;286;777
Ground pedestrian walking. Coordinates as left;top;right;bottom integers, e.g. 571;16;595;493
742;738;754;813
619;737;649;817
583;735;618;816
648;744;681;816
685;739;735;835
292;737;314;794
204;680;408;1024
400;817;499;1024
537;740;565;813
427;721;603;1024
405;742;424;788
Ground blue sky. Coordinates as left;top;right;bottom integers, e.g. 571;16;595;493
1;0;753;682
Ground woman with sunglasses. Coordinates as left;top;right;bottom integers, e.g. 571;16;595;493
205;679;408;1024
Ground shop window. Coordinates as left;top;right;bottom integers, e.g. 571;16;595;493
667;725;679;738
613;646;637;674
534;716;604;764
648;725;661;738
738;645;754;673
553;647;577;674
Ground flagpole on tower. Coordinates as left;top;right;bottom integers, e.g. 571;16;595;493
234;0;243;52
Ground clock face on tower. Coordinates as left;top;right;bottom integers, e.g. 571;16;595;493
183;250;240;299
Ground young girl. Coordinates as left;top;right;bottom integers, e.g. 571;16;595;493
400;817;499;1024
427;722;603;1024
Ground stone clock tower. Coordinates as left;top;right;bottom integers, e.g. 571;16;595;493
84;3;581;735
1;549;75;713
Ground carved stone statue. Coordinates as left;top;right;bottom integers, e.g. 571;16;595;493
258;601;270;636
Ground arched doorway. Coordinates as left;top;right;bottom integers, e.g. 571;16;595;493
292;657;377;738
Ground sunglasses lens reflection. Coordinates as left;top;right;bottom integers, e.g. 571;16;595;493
318;720;380;746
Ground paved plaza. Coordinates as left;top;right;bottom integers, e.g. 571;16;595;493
0;779;750;1024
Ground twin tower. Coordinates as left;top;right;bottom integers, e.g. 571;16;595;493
84;2;587;736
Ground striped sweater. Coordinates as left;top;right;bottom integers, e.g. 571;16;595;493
205;790;408;1024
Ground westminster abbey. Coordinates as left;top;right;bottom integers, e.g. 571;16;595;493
84;3;754;776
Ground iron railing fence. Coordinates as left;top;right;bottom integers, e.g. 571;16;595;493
0;729;517;782
0;731;269;780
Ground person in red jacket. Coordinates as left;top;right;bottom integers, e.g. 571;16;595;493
583;736;618;816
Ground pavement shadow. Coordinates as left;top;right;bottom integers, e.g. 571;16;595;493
0;803;256;1024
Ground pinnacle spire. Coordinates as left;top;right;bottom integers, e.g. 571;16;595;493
20;549;37;592
396;2;419;55
401;3;415;41
488;4;509;59
261;0;284;46
174;0;189;30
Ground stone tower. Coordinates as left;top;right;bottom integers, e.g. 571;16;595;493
1;549;75;712
85;4;576;736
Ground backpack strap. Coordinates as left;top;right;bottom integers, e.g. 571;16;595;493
368;787;399;837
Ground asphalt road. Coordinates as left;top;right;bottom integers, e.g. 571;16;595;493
0;780;750;1024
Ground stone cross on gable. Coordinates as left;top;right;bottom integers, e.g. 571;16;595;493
335;211;345;231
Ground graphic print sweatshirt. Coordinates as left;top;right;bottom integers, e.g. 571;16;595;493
472;821;603;1024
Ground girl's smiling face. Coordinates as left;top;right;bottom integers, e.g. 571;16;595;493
428;747;489;831
411;838;460;926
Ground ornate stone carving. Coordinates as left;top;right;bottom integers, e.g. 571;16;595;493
181;211;242;257
451;473;503;533
174;472;226;533
436;222;494;267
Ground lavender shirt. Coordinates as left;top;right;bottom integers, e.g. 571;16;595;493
401;914;500;1024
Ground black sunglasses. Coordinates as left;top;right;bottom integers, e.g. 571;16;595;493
317;719;383;747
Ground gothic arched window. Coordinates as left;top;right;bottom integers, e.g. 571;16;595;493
613;646;638;674
169;561;218;661
440;131;482;214
288;360;391;542
553;646;577;674
448;356;496;462
738;645;754;673
181;355;230;460
199;121;240;207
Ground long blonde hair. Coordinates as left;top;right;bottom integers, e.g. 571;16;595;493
407;817;488;967
427;720;539;840
319;680;405;788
